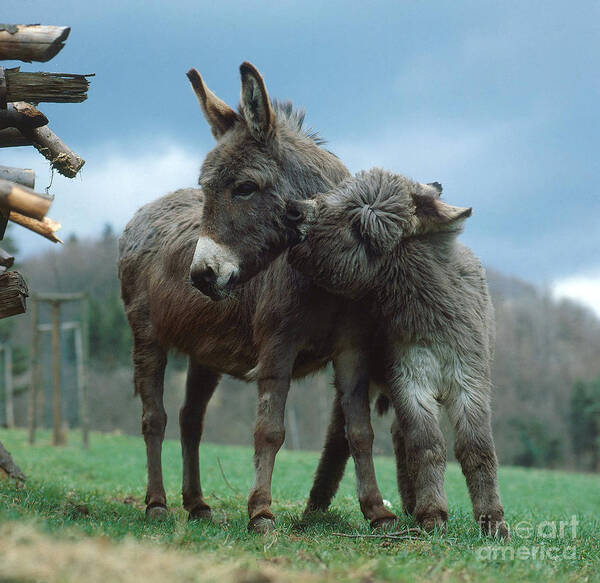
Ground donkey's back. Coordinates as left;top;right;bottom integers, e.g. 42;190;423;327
119;188;202;293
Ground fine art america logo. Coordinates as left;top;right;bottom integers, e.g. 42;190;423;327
477;516;579;562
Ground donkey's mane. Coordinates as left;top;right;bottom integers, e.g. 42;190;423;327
237;99;326;146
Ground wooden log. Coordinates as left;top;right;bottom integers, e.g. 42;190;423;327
0;179;52;220
0;248;14;268
0;247;14;274
0;127;31;148
0;271;28;319
8;212;62;243
0;165;35;188
0;24;70;63
0;101;48;130
0;440;25;481
3;67;91;103
21;125;85;178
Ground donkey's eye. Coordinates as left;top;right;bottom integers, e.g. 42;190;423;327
232;181;258;199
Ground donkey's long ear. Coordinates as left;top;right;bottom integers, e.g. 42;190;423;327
239;62;275;141
413;193;472;232
187;68;239;140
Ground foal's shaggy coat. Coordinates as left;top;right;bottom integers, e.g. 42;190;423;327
288;169;508;537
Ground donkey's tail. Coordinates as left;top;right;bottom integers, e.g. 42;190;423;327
375;394;391;416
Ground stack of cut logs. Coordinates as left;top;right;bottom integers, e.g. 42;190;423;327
0;23;92;322
0;23;91;481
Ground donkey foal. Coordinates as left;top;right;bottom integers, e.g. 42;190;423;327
288;169;509;538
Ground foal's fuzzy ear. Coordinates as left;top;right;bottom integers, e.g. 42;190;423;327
413;193;472;232
427;182;443;197
187;68;239;140
240;62;276;141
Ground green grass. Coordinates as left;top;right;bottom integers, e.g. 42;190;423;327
1;428;599;582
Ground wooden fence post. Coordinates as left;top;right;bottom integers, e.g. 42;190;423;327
51;300;64;445
81;295;89;448
74;304;89;449
27;295;38;444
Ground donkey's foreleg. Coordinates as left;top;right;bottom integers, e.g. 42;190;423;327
247;354;293;533
180;360;220;521
390;417;416;515
446;388;508;539
304;392;350;514
335;351;398;529
133;336;168;519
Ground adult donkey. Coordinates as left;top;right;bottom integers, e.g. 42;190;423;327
119;62;399;532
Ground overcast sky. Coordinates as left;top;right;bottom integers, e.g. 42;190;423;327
3;1;600;314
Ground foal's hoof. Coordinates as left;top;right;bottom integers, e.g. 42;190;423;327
479;515;510;540
188;505;212;522
248;516;276;534
145;503;169;521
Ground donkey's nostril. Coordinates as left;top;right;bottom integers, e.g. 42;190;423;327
191;265;217;289
200;266;216;284
285;202;304;224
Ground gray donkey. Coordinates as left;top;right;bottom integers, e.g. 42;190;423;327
286;169;509;538
119;63;400;531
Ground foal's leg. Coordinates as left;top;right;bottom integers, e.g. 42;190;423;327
335;351;397;528
247;348;294;533
133;334;168;519
446;387;508;538
390;417;416;515
389;348;448;531
304;392;350;514
180;360;220;520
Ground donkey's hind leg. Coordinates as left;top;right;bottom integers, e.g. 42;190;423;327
133;335;168;519
389;347;448;532
304;392;350;514
390;417;416;515
445;388;508;539
180;360;220;520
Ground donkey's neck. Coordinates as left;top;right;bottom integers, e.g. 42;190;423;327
379;233;469;333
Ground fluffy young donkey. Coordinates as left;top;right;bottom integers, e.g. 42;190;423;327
287;168;509;538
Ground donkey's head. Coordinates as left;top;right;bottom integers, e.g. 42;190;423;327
286;169;471;299
187;62;349;300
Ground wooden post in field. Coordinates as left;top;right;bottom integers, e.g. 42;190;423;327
51;300;65;445
34;293;87;447
4;344;14;428
81;295;89;448
27;295;38;444
74;304;89;448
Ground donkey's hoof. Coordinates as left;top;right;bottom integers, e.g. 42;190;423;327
188;506;212;521
479;515;510;540
370;514;399;531
145;503;169;521
248;516;275;534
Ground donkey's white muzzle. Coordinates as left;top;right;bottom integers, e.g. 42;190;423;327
190;236;240;300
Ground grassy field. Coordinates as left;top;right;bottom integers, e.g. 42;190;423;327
0;429;599;582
